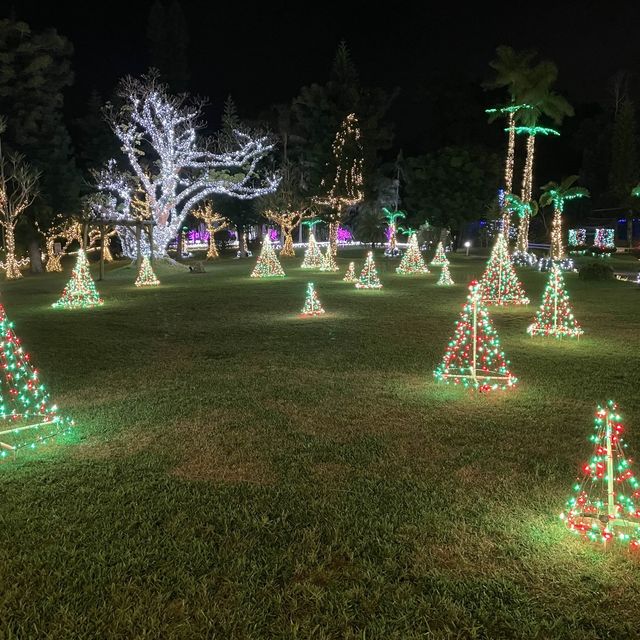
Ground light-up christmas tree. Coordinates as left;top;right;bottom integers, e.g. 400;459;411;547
396;233;430;274
479;234;529;305
527;264;582;338
436;263;454;286
355;252;382;289
250;235;286;278
434;280;517;392
134;256;160;287
52;249;104;309
300;230;324;269
343;261;356;282
300;282;325;317
0;304;73;457
319;245;339;271
430;241;448;266
562;401;640;548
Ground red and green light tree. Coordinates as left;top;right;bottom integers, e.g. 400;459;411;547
527;264;582;337
430;241;448;266
250;235;286;278
52;249;104;309
434;280;517;392
343;261;356;282
479;234;529;305
134;256;160;287
562;401;640;548
0;304;73;457
436;263;454;286
396;231;429;275
300;220;324;269
355;252;382;289
300;282;325;317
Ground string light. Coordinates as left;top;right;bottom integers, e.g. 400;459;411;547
436;263;455;286
594;229;615;250
134;256;160;287
430;242;448;267
315;113;364;256
527;264;582;338
95;74;278;259
319;245;339;272
0;304;73;458
396;232;430;275
355;252;382;289
300;231;324;269
191;202;230;260
383;209;406;257
479;234;529;305
300;282;325;317
52;249;104;309
342;261;356;282
264;210;309;258
434;280;517;392
568;229;586;247
250;235;285;278
561;401;640;548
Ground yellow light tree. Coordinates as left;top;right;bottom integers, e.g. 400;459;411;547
192;201;229;259
38;216;83;272
315;113;363;256
0;151;39;279
263;209;310;257
88;227;118;262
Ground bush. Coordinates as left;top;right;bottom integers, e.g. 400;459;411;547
578;262;614;280
588;246;617;257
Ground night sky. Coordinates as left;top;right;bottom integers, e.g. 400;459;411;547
2;0;639;159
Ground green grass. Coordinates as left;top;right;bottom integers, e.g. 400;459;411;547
2;251;640;639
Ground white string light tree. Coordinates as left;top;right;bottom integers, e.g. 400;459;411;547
96;73;279;259
315;113;364;257
0;147;39;279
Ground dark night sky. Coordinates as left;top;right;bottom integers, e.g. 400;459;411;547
3;0;640;158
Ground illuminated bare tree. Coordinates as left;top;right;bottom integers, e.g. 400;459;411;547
192;201;229;259
97;73;278;258
0;150;39;279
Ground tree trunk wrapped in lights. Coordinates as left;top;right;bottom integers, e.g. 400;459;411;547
95;73;278;258
0;152;39;279
315;113;364;256
540;177;589;261
562;401;640;548
0;303;73;457
192;202;229;259
264;210;309;258
479;234;529;305
434;280;517;392
383;208;405;256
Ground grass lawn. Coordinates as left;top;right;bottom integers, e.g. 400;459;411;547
2;249;640;639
